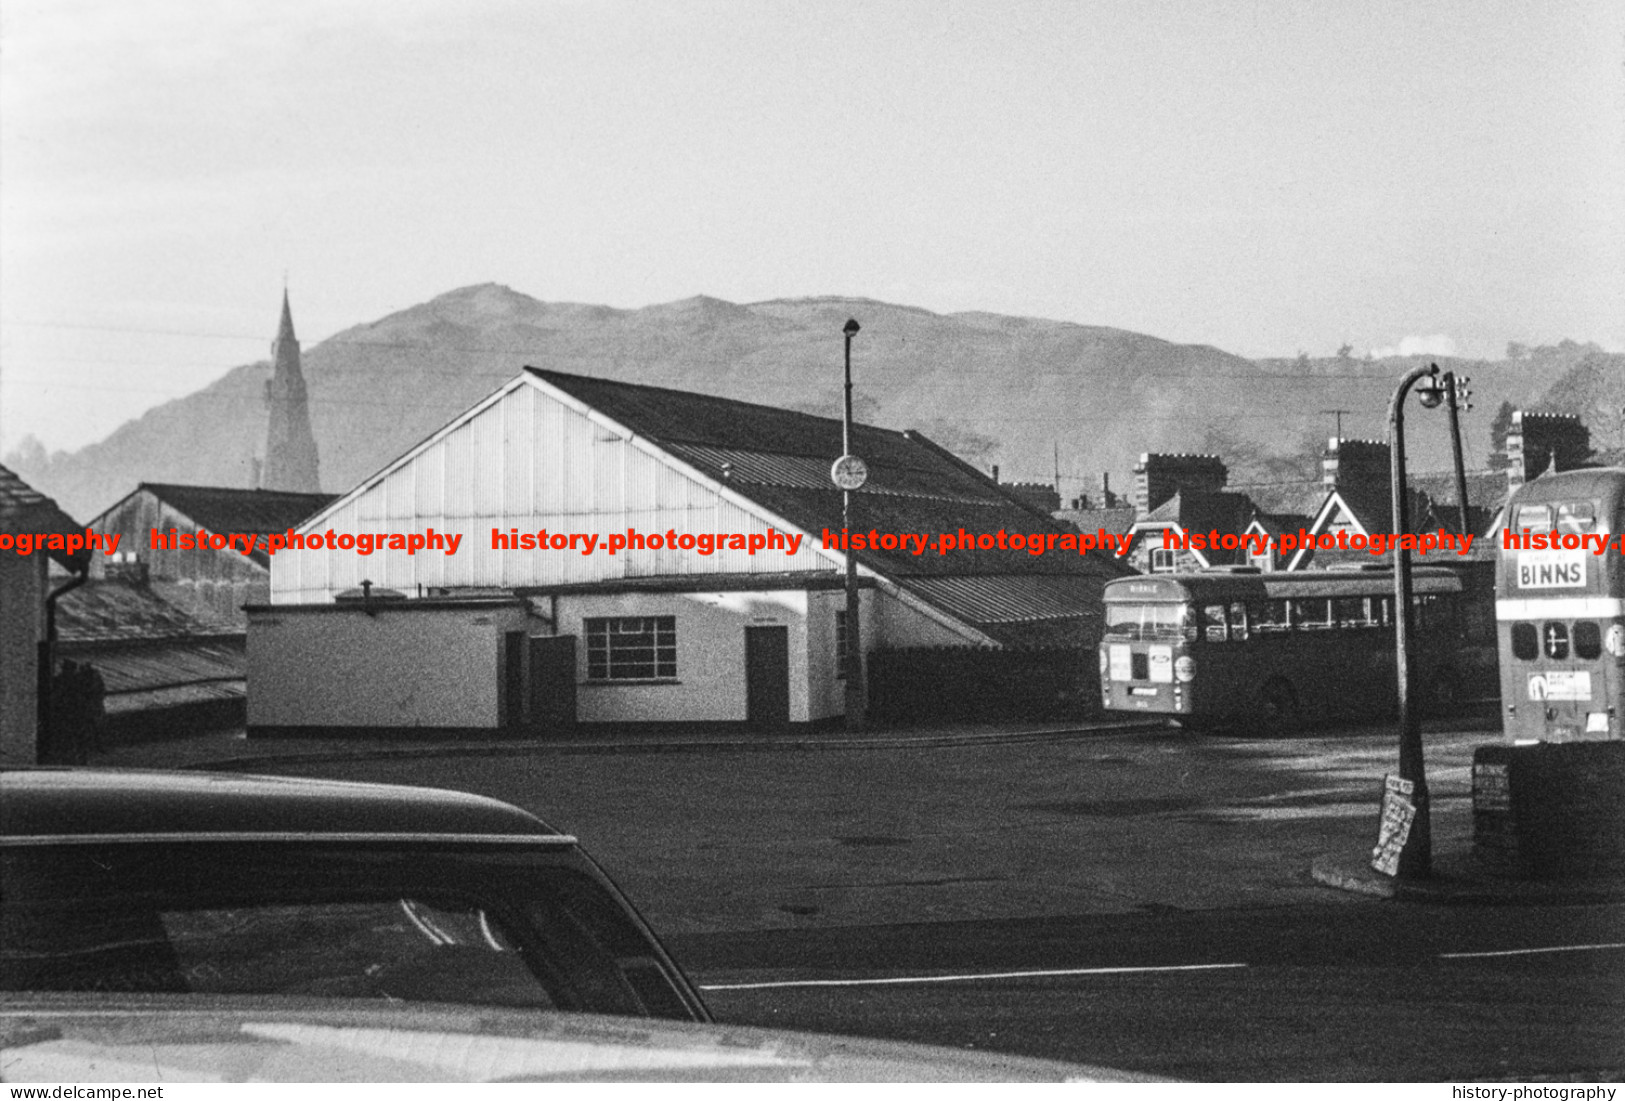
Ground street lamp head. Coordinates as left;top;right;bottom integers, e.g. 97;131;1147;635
1415;364;1446;409
843;318;861;337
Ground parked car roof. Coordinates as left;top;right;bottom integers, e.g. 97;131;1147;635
0;768;574;845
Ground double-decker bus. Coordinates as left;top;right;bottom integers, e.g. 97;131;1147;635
1496;467;1625;742
1099;565;1497;731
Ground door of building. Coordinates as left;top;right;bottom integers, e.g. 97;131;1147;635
745;625;790;733
529;635;577;732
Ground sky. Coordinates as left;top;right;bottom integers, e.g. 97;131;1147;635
2;0;1621;454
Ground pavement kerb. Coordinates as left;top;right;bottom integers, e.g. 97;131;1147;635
180;719;1170;773
1310;852;1625;906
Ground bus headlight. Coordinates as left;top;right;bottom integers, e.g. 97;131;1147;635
1175;656;1196;683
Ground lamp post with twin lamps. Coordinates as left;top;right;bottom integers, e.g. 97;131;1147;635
1386;361;1449;879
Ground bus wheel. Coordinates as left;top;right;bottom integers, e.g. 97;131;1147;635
1256;678;1299;734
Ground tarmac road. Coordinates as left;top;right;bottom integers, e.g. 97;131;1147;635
247;720;1625;1080
675;902;1625;1081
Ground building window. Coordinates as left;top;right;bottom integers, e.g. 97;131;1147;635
835;610;847;679
1150;548;1177;573
585;617;676;680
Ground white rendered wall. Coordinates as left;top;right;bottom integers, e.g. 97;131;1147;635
247;604;530;729
271;379;838;604
555;589;815;724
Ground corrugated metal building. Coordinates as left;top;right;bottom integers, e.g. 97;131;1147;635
251;369;1131;735
88;483;335;627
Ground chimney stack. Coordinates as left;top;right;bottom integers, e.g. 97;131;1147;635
1507;411;1590;490
1132;453;1228;515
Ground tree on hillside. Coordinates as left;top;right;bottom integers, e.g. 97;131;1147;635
1336;343;1354;360
1505;342;1528;362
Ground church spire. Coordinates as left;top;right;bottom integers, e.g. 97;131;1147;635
261;289;321;493
276;287;297;346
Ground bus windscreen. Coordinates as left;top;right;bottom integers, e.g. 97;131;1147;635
1105;603;1190;641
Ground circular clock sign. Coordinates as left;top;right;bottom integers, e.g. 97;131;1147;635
831;455;869;490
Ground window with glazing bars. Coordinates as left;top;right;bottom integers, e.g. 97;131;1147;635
585;617;677;680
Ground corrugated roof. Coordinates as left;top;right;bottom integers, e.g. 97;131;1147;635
72;639;245;699
665;443;1000;504
125;484;335;564
0;463;88;567
903;574;1105;625
533;368;1129;583
58;579;241;646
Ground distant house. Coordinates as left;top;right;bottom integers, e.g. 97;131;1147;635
1053;474;1137;549
1288;416;1597;570
1122;454;1258;574
88;483;335;628
1284;439;1434;570
0;464;91;764
250;368;1133;736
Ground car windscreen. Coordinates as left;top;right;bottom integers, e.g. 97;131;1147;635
0;842;697;1021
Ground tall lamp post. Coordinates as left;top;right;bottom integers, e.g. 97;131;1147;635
833;319;867;732
1388;361;1447;879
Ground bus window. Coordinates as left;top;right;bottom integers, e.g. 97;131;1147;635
1291;598;1331;630
1514;504;1550;532
1203;604;1227;642
1543;622;1569;660
1511;623;1538;660
1574;621;1602;660
1333;597;1372;629
1375;596;1393;628
1251;600;1290;634
1556;501;1597;535
1412;594;1456;633
1228;602;1248;642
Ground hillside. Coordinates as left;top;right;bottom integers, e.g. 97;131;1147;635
13;284;1619;520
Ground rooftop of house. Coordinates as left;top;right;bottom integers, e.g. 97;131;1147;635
0;463;88;569
1053;507;1138;535
1134;489;1257;535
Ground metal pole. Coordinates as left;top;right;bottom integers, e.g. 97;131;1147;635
1445;372;1471;536
842;321;864;732
1388;362;1438;878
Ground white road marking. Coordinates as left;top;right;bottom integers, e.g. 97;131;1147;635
1440;942;1625;960
700;961;1248;991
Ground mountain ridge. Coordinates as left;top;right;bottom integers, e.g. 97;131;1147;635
11;285;1618;521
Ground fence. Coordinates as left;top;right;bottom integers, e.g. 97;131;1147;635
866;645;1097;724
